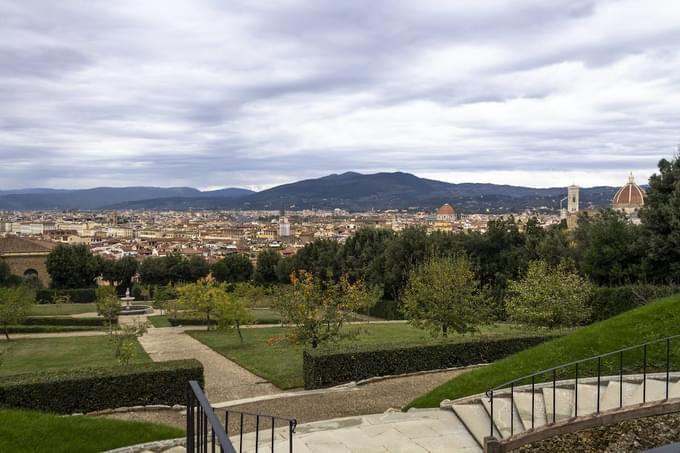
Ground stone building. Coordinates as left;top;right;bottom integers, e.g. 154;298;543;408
0;237;55;286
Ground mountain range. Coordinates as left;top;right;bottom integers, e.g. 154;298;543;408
0;171;627;213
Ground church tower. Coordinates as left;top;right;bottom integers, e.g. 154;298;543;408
567;185;579;214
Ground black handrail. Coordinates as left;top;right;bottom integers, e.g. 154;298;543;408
187;380;236;453
224;408;297;453
484;333;680;444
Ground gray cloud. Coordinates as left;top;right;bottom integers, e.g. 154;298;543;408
0;0;679;190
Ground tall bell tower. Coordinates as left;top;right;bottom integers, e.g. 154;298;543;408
567;185;579;214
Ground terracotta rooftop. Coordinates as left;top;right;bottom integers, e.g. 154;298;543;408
0;237;56;255
613;174;646;207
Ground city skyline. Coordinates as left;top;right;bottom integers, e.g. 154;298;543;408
2;0;680;190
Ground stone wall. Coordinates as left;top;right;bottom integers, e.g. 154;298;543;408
2;254;50;286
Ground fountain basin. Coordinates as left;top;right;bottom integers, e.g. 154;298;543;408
120;304;153;315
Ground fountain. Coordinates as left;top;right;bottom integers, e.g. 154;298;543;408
119;287;153;315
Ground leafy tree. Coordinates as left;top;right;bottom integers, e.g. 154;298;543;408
177;276;227;330
401;256;486;337
640;156;680;282
0;286;35;340
574;210;645;285
275;256;295;284
254;249;281;285
102;256;139;292
153;285;177;315
95;286;121;333
0;259;22;287
215;283;257;344
339;228;395;287
46;244;98;289
138;257;167;286
109;321;147;366
138;254;208;286
382;227;430;300
274;271;380;348
187;255;210;281
506;259;592;328
211;254;253;283
290;240;343;280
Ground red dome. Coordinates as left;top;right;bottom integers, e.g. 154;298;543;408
613;174;645;208
437;203;455;215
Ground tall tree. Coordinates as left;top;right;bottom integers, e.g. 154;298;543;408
382;227;430;300
640;156;680;282
290;239;343;280
401;256;486;337
211;254;253;283
46;244;98;289
339;228;395;287
254;249;281;285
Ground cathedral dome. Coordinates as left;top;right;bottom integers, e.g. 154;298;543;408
613;174;645;209
437;203;455;216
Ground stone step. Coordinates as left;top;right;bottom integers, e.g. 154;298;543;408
480;396;525;438
601;380;641;411
572;384;607;417
513;391;547;430
452;403;500;447
541;386;574;423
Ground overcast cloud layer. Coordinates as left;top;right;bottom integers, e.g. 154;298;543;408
1;0;679;190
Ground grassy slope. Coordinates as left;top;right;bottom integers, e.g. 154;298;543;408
408;293;680;409
0;336;150;376
0;409;183;453
30;304;98;316
190;323;543;389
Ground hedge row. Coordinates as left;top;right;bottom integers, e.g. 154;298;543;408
588;284;679;322
36;288;97;304
0;359;203;414
166;316;280;326
5;325;105;334
23;316;114;327
303;335;556;389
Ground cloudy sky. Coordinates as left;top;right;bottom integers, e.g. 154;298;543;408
1;0;679;190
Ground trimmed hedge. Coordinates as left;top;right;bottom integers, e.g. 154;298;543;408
36;288;97;304
588;285;679;323
166;316;279;326
23;316;114;327
0;359;203;414
303;335;556;389
5;325;105;334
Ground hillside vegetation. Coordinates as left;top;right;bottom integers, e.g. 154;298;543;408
408;293;680;409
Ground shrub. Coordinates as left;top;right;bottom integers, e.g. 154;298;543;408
0;359;203;414
588;285;678;322
22;316;114;327
4;326;103;334
303;334;557;389
362;299;404;320
36;289;97;304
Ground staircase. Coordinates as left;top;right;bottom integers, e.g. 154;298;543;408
438;334;680;450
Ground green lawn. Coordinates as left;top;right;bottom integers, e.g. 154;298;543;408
0;336;150;376
190;323;542;389
407;293;680;409
0;409;183;453
30;304;98;316
148;308;282;328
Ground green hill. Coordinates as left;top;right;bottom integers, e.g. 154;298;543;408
408;293;680;409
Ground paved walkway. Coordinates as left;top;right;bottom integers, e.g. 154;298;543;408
137;325;281;402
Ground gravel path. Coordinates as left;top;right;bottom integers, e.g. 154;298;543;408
137;325;281;402
99;368;466;433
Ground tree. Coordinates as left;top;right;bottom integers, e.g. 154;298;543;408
401;256;486;337
103;256;139;292
574;210;645;285
95;286;121;333
640;156;680;282
253;249;281;285
214;283;257;344
109;321;147;366
0;259;22;287
506;259;592;328
211;254;253;283
0;286;34;340
177;276;226;330
290;240;343;280
340;228;395;287
275;256;295;284
46;244;98;289
187;255;210;282
383;227;430;300
274;271;380;348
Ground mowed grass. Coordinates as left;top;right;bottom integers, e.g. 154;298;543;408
0;408;183;453
148;308;282;328
407;293;680;409
30;303;98;316
0;336;150;377
189;323;543;389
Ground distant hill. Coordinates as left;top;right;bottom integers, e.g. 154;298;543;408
0;186;254;210
102;172;623;213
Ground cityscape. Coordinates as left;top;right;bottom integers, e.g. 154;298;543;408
2;1;680;453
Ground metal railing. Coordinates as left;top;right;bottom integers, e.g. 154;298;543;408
187;380;297;453
485;334;680;440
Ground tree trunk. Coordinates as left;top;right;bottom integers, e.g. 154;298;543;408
236;321;244;345
4;323;9;341
442;323;448;337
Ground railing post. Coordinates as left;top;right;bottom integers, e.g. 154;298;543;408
574;363;579;417
597;357;601;414
510;383;514;436
289;420;295;453
187;387;194;453
643;344;648;403
552;369;556;424
667;338;671;401
271;417;275;453
531;376;535;430
489;390;494;437
239;413;244;453
620;351;624;409
255;415;260;453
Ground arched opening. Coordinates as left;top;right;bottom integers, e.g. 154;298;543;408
23;268;39;278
